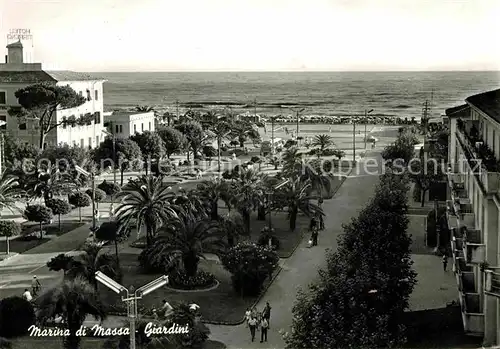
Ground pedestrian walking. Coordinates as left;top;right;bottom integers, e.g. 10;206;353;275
262;302;271;328
311;228;319;246
260;317;269;343
245;308;251;327
442;254;448;271
31;276;41;297
22;288;32;302
109;203;115;218
248;315;258;342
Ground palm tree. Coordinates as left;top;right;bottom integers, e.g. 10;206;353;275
116;175;180;247
281;147;303;177
231;121;261;147
311;134;335;155
152;210;226;276
36;277;105;349
231;169;265;233
196;178;230;220
274;177;323;231
0;171;23;215
136;105;154;112
206;119;233;173
66;244;122;292
216;211;245;247
25;166;77;203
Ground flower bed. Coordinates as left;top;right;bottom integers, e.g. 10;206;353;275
170;270;217;290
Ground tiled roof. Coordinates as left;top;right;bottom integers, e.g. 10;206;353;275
466;89;500;124
445;104;469;117
6;40;23;48
0;71;55;83
0;70;105;83
44;70;104;81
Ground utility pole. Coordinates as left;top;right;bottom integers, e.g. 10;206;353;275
175;99;179;122
271;116;275;155
364;110;368;149
353;120;356;162
254;98;257;121
422;100;431;140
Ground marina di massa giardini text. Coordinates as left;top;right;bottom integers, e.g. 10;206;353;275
27;323;190;337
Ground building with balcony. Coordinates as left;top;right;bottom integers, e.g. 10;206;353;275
446;88;500;346
104;111;155;139
0;40;107;149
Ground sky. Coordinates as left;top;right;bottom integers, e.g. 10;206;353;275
0;0;499;71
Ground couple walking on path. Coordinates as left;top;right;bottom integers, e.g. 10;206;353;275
245;302;271;343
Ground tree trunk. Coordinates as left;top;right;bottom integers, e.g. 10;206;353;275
39;222;43;240
210;201;218;220
257;205;266;220
421;189;426;207
114;239;120;266
120;168;125;186
144;157;149;175
58;214;62;231
183;253;200;277
217;137;221;173
290;207;298;231
39;130;46;150
6;237;9;255
242;210;251;234
78;207;82;222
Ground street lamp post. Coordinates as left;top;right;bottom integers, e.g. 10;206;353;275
95;272;169;349
364;109;374;149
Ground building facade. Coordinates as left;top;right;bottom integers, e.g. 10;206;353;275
105;111;155;139
446;88;500;346
0;40;106;149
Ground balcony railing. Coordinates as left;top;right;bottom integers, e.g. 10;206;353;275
485;269;500;298
456;118;500;193
459;293;484;336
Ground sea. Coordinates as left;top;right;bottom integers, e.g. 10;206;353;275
98;71;500;120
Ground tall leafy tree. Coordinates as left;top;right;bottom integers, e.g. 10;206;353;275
116;175;180;247
206;119;232;172
130;130;166;174
230;120;261;147
157;127;187;159
230;169;265;233
196;178;230;220
93;137;143;185
8;83;86;149
36;277;105;349
0;220;21;255
175;121;205;162
0;172;23;215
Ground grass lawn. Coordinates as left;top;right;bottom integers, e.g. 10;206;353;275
101;253;281;325
12;337;226;349
0;222;85;255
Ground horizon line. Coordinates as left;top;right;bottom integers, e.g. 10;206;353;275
79;69;500;73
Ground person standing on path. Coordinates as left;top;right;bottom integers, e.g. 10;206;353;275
248;315;258;342
260;317;269;343
262;302;271;328
244;308;251;327
442;254;448;271
31;276;41;297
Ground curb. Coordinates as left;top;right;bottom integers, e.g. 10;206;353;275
166;280;221;293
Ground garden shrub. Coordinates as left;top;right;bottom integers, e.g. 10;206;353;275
257;226;280;250
23;204;53;239
68;192;91;208
85;188;107;203
97;180;121;196
138;241;173;273
45;198;71;229
166;303;210;348
0;296;35;338
170;270;216;290
221;242;279;297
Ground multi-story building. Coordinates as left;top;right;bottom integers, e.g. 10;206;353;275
0;40;106;149
104;111;155;139
446;88;500;346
